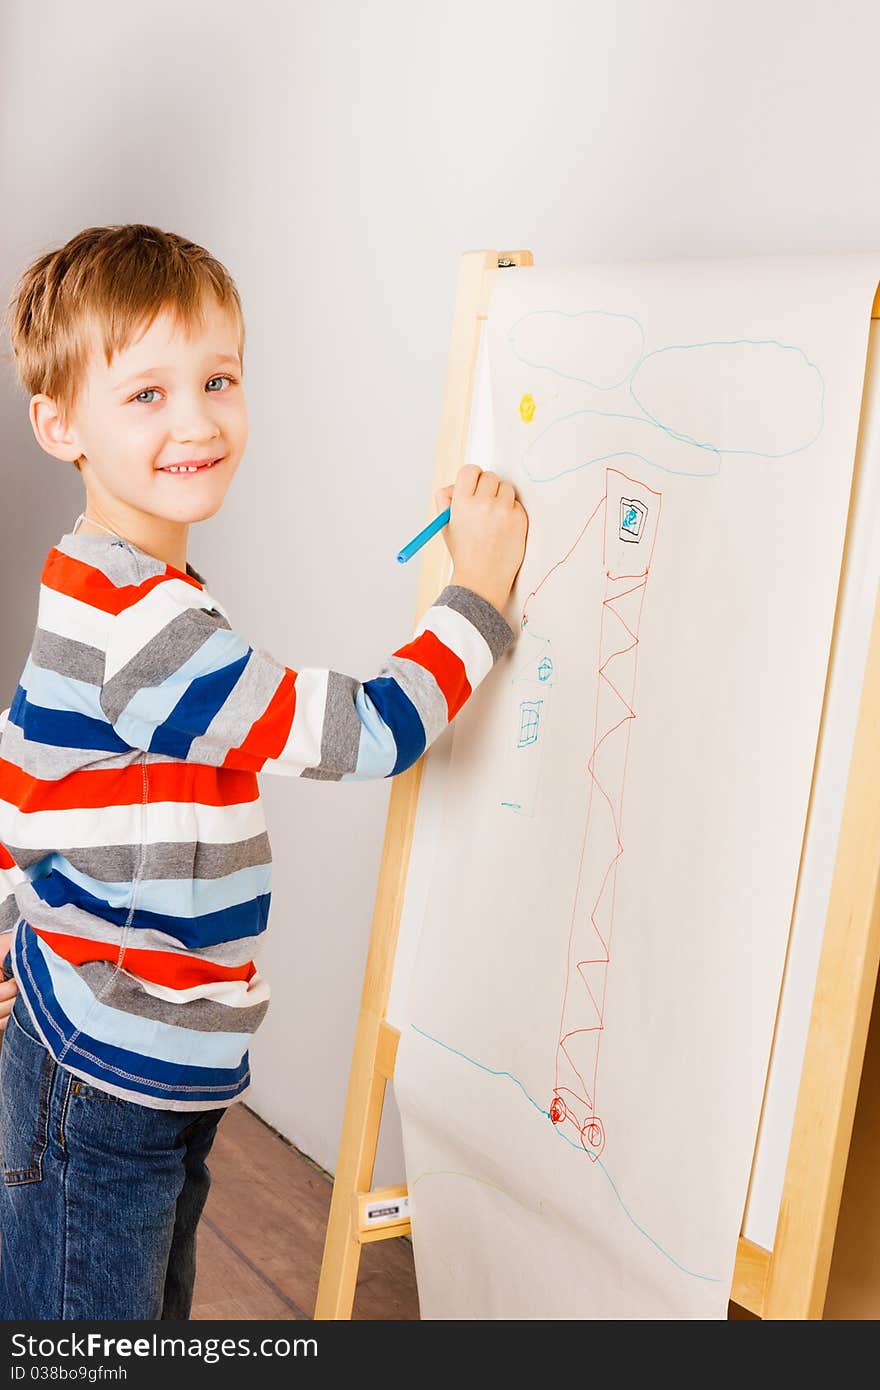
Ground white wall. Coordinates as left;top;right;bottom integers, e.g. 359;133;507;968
1;0;879;1185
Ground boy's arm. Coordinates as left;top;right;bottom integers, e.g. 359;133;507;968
99;577;517;778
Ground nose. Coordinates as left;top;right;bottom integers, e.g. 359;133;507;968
168;389;223;444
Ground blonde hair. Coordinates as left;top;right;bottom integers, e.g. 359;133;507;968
1;224;246;472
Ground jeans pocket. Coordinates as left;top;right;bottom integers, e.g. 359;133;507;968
0;995;54;1184
68;1078;125;1102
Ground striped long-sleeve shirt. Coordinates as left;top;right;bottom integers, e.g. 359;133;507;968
0;529;516;1109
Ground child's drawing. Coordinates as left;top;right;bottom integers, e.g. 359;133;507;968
497;306;824;1162
396;259;875;1320
509;309;825;482
516;700;543;748
549;470;660;1160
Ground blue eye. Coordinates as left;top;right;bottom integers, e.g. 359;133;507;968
131;375;236;404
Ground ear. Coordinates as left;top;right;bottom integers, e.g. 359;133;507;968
29;393;83;465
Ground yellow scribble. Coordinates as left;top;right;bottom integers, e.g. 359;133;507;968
519;393;536;423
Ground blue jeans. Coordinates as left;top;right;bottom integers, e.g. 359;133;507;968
0;984;228;1320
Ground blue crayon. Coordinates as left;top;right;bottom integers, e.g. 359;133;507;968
396;505;451;564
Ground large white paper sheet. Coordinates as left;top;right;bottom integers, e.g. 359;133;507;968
393;256;880;1318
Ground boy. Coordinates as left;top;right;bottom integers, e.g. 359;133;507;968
0;224;527;1320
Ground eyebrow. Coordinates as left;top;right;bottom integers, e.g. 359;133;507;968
113;355;241;390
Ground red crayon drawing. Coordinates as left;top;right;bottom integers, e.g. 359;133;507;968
518;467;662;1161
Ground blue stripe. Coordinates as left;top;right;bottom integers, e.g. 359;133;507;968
18;656;106;715
111;628;253;758
342;687;398;781
9;683;129;753
30;868;270;948
149;651;252;759
14;923;249;1102
36;933;253;1068
361;676;425;776
37;853;272;920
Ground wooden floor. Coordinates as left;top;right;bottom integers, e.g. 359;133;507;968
191;1103;420;1320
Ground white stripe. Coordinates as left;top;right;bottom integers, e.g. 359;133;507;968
268;667;328;774
137;969;271;1009
0;859;27;890
37;935;253;1066
0;794;267;850
106;577;219;680
413;604;493;689
38;585;115;655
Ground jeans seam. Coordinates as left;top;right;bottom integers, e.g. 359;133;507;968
58;1071;75;1151
3;1038;55;1186
60;1090;70;1322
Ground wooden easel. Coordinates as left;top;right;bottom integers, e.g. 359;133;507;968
314;250;880;1321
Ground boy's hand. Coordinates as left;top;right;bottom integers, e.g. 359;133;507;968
0;930;17;1031
435;464;528;614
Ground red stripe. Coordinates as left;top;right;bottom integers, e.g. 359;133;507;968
393;629;472;720
223;667;297;771
0;841;15;871
42;547;203;615
0;756;259;813
34;927;257;989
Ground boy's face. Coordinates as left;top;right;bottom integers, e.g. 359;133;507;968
32;294;247;554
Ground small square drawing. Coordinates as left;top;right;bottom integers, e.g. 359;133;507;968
517;700;542;748
619;497;647;543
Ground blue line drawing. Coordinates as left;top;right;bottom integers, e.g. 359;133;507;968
508;307;646;389
619;497;647;543
517;700;543;748
500;626;559;817
508;308;826;482
629;339;825;458
410;1022;723;1285
521;411;723;482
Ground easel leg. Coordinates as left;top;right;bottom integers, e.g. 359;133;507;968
314;1018;388;1318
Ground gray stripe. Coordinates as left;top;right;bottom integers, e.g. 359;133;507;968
0;719;131;779
0;896;19;933
13;883;260;967
380;654;447;743
58;532;207;587
300;670;361;781
188;646;288;765
3;833;272;879
100;605;232;724
433;584;517;663
76;958;269;1034
31;627;105;687
0;716;263;781
56;533;166;585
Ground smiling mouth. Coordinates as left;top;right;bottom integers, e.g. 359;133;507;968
158;457;223;474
